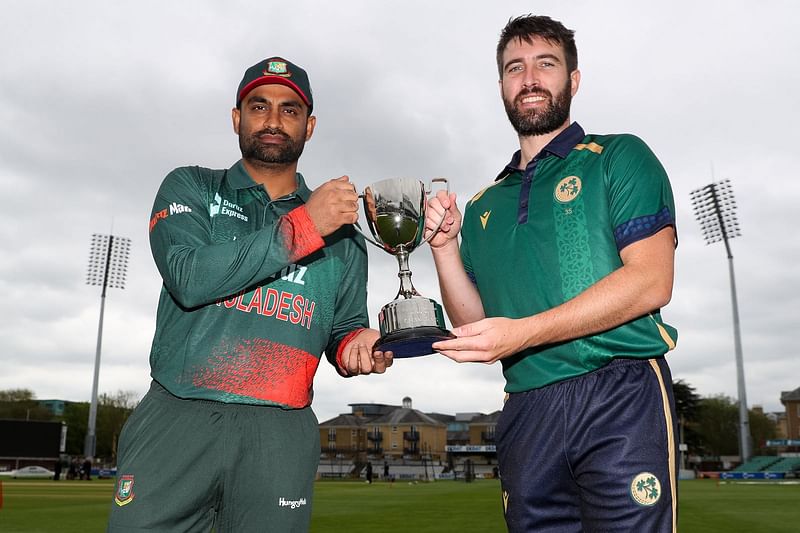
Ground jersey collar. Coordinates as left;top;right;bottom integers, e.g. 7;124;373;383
227;159;312;202
495;122;586;181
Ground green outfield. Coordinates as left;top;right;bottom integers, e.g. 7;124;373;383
0;478;798;532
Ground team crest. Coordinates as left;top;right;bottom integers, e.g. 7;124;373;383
630;472;661;506
114;475;135;507
554;176;582;203
265;61;290;76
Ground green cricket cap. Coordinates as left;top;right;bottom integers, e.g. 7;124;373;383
236;57;313;112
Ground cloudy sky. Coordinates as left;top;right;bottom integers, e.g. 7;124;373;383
1;0;798;425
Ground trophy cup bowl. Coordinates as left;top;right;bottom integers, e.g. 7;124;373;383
358;177;454;358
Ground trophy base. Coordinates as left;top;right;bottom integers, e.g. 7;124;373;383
375;326;455;358
376;295;453;358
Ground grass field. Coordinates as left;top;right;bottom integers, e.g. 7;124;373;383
1;478;799;532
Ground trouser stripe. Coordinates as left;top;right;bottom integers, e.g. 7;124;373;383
649;358;677;533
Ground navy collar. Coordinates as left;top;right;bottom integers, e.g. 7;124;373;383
495;122;586;181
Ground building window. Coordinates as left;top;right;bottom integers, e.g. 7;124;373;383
392;441;398;449
351;429;357;439
392;426;398;433
327;428;336;451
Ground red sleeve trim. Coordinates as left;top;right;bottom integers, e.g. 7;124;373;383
335;328;366;376
283;206;325;263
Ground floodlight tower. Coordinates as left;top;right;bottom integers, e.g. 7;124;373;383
690;179;751;462
84;233;131;460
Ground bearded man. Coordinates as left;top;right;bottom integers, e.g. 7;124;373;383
426;16;679;532
108;56;392;533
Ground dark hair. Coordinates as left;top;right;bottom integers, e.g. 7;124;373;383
496;15;578;78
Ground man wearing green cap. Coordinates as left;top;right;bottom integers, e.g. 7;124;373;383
107;56;392;532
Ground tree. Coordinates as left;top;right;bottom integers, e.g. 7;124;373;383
61;390;138;462
96;391;138;462
672;380;702;468
0;388;53;421
694;395;781;460
0;389;138;462
62;402;89;455
673;380;701;442
750;409;778;455
695;395;739;457
673;380;700;422
0;389;36;402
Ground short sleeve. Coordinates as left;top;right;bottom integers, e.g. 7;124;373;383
604;135;677;251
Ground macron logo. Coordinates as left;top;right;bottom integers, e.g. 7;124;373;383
278;497;307;510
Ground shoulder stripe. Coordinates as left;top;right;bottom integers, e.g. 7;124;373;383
574;142;604;154
471;173;510;203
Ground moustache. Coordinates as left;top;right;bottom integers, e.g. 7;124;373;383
515;87;552;104
253;127;290;140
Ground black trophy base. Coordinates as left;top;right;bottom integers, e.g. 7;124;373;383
375;326;455;358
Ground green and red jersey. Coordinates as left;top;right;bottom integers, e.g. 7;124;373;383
461;123;678;393
147;160;368;408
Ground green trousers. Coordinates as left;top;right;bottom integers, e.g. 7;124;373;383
107;381;320;532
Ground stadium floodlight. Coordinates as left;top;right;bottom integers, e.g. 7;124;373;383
690;179;751;462
84;233;131;460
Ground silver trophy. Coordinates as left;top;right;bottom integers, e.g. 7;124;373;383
357;177;454;358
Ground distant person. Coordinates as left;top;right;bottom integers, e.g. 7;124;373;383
427;15;679;532
67;457;78;480
82;457;91;480
366;461;373;484
107;56;393;532
53;457;62;481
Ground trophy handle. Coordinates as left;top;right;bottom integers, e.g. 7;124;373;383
419;177;449;246
351;201;386;251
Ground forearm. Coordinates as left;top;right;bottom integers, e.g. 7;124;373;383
520;228;675;349
156;206;324;308
324;229;370;368
523;270;663;349
431;242;485;326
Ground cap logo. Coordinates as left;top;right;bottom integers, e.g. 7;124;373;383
265;61;290;77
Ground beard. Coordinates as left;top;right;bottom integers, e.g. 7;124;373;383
503;78;572;137
239;127;306;167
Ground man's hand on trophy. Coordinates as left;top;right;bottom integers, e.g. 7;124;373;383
433;317;527;364
305;175;360;236
425;190;462;250
341;328;394;375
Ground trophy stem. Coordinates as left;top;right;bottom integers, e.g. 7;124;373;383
395;248;419;299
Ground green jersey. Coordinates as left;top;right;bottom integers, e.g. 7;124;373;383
147;161;368;408
461;123;677;392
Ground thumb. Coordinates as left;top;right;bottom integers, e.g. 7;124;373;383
333;175;351;183
451;323;475;337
